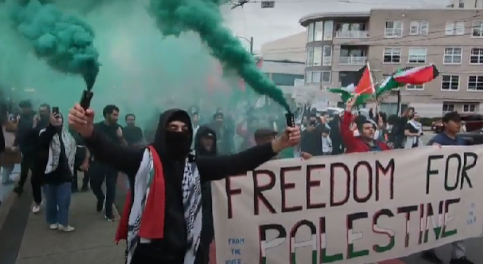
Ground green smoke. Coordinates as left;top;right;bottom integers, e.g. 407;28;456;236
147;0;290;111
0;0;254;129
5;0;99;87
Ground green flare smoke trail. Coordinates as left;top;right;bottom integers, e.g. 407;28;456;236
148;0;290;111
5;0;100;87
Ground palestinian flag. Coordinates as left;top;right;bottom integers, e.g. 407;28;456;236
375;75;402;98
392;64;439;85
328;84;371;106
354;63;376;96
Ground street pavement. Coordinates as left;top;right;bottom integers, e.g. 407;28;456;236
0;174;125;264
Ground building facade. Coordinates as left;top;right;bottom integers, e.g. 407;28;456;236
300;9;483;117
449;0;483;8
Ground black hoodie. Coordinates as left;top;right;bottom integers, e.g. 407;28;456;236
83;109;277;263
194;126;216;264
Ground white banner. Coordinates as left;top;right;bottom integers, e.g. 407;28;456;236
212;146;483;264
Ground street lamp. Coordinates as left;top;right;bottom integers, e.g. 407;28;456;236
236;36;254;54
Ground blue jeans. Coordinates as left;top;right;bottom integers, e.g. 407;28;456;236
43;182;72;226
1;165;14;184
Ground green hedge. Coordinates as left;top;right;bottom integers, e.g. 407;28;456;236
419;117;440;127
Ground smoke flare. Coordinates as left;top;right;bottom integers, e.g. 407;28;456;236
5;0;100;88
147;0;290;110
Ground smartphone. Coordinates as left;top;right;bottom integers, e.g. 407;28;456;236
52;107;59;114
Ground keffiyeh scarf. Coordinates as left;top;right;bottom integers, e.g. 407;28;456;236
123;148;202;264
42;128;76;175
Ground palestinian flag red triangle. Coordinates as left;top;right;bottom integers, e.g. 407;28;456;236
393;64;439;85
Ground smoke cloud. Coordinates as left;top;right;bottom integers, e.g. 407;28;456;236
5;0;100;87
147;0;290;110
0;0;254;127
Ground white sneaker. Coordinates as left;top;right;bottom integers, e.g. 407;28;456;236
58;225;75;232
49;223;58;230
32;204;40;214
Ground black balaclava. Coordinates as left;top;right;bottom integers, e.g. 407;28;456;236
153;109;193;160
194;126;217;157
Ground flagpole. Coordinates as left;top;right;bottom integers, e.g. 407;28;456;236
366;61;379;113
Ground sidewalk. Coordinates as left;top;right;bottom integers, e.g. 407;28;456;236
0;179;124;264
14;191;124;264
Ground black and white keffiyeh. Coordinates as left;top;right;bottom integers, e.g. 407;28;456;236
126;150;202;264
41;128;76;175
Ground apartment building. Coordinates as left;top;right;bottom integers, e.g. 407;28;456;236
449;0;483;8
300;9;483;117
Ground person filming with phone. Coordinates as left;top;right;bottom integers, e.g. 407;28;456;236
300;113;324;156
37;109;77;232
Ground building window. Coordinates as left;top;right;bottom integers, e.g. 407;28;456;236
443;47;462;64
306;71;321;84
463;104;477;113
322;46;332;66
383;47;401;63
472;21;483;37
384;21;403;38
409;21;429;35
307;23;314;42
441;75;460;90
470;48;483;64
408;48;427;63
443;103;455;112
468;76;483;91
323;20;333;41
459;0;464;8
406;84;424;90
312;71;321;83
313;47;322;66
322;71;331;83
314;21;323;41
272;73;305;86
446;21;465;35
306;47;314;66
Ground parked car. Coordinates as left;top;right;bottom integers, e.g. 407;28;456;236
431;114;483;133
459;128;483;145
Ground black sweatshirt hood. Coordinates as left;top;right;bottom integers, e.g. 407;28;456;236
194;125;217;156
152;109;193;158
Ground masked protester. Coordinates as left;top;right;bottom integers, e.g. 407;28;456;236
68;104;300;264
38;113;76;232
193;126;216;264
341;97;390;153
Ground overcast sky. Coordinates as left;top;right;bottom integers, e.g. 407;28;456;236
221;0;450;50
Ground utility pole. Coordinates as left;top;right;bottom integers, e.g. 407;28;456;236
236;36;254;54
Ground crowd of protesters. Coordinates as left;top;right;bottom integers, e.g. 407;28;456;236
0;95;473;264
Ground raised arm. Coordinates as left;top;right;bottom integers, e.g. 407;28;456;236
83;129;144;176
197;142;276;182
341;111;358;147
68;104;143;177
38;125;57;148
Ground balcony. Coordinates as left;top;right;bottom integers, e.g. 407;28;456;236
335;30;369;38
339;56;367;65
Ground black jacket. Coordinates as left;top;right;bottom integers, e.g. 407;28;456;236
194;126;216;264
83;109;276;263
37;125;72;184
0;125;4;153
14;113;37;156
300;125;324;156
